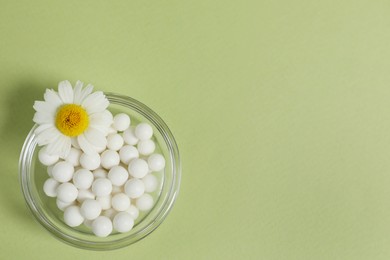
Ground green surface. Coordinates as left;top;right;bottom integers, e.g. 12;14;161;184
1;0;390;259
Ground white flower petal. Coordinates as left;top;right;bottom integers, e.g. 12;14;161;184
90;112;112;124
44;89;63;107
71;137;81;149
46;135;70;157
34;123;54;135
58;80;74;104
77;83;94;104
78;134;97;154
89;123;110;135
82;92;109;114
33;101;57;117
84;127;107;148
72;80;83;105
35;127;61;146
33;112;54;124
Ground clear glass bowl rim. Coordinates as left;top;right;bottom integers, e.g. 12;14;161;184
19;92;181;250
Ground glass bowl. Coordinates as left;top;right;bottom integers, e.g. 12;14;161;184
19;93;181;250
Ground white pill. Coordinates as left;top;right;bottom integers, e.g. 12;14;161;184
112;185;124;195
142;174;158;193
56;183;78;203
111;193;131;212
119;145;139;164
122;127;139;145
92;216;113;237
106;133;124;151
124;179;145;199
73;169;94;190
64;206;84;227
135;123;153;140
137;139;155;156
93;168;107;179
113;113;131;132
65;148;82;166
136;194;154;211
113;212;134;233
96;195;112;210
52;161;74;183
56;199;76;211
80;152;101;170
92;178;112;197
128;159;149;178
102;208;117;220
47;165;54;177
108;166;129;186
43;178;59;197
80;199;102;220
125;205;139;220
76;189;95;203
148;154;166;172
38;147;60;166
100;150;120;169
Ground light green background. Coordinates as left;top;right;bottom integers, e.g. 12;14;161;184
1;0;390;259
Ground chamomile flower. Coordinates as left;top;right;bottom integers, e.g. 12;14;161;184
33;80;112;158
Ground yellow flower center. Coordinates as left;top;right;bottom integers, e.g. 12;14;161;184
55;104;89;137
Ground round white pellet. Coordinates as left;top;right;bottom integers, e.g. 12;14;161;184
102;208;117;220
56;183;78;203
112;185;124;195
56;199;76;211
111;193;131;212
38;147;59;166
136;194;154;211
122;127;139;145
137;139;155;156
76;189;95;203
80;152;101;170
142;174;158;193
64;206;84;227
43;178;59;197
119;145;139;164
107;133;124;151
113;113;131;131
100;150;120;169
128;159;149;178
65;148;82;167
47;165;54;177
72;169;94;190
124;179;145;199
113;212;134;233
92;216;113;237
93;168;107;179
148;154;166;172
135;123;153;140
125;205;139;220
92;178;112;197
96;195;112;210
52;161;74;183
108;166;129;186
80;199;102;220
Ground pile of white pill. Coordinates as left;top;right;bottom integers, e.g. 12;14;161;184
40;112;165;237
